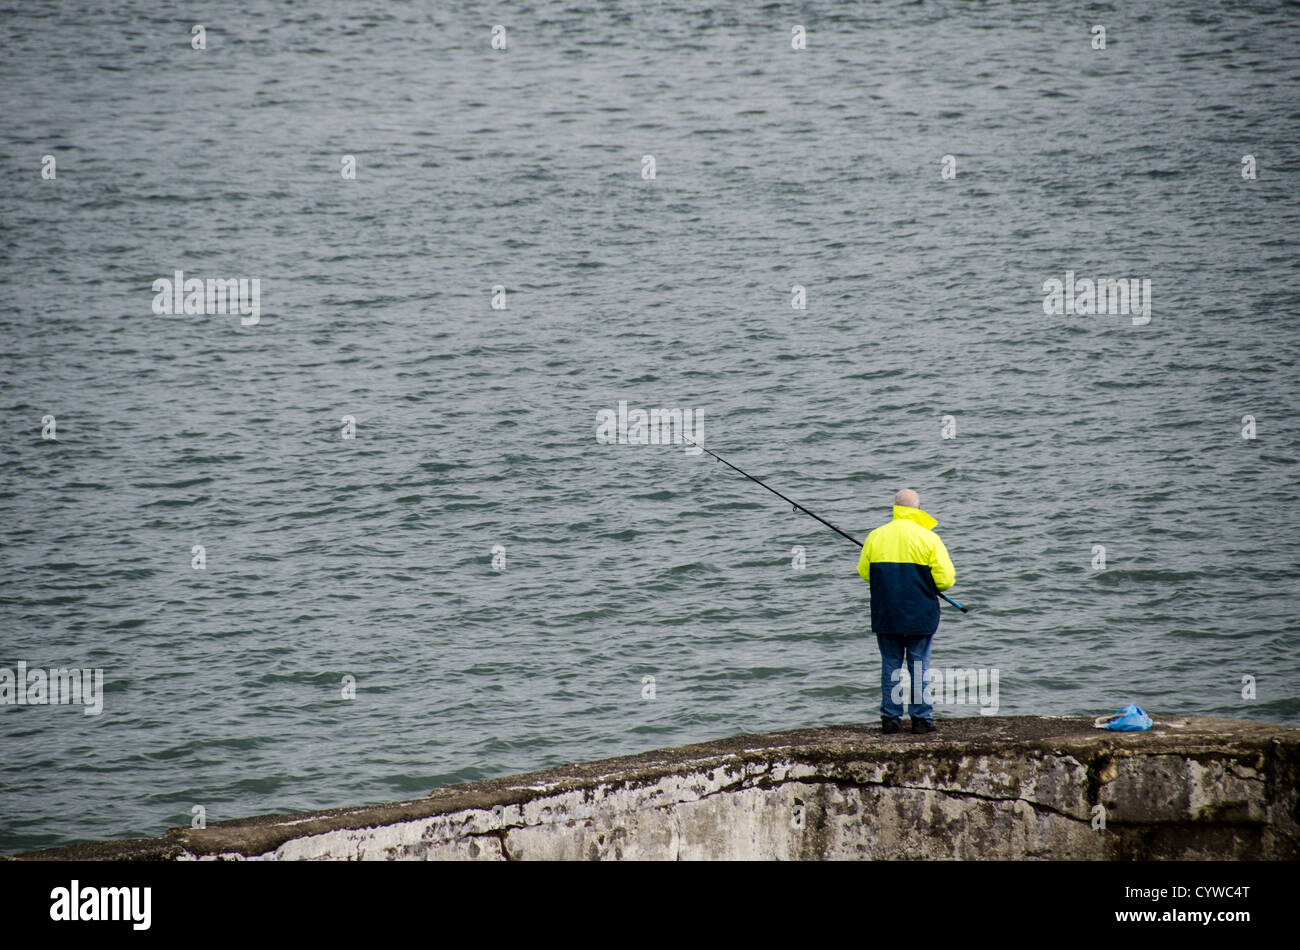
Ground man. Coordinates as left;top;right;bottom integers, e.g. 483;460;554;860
857;489;956;734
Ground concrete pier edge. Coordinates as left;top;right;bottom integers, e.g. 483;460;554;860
10;715;1299;860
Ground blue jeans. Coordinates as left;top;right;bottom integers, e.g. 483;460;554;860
877;633;934;722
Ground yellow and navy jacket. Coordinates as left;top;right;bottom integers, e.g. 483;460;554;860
856;505;956;636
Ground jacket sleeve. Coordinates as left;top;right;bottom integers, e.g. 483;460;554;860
928;534;955;590
856;533;872;582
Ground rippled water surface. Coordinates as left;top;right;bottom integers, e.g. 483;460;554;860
2;0;1299;852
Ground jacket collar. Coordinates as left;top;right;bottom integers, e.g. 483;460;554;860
892;505;937;530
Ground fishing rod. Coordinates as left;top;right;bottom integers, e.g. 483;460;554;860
683;437;969;612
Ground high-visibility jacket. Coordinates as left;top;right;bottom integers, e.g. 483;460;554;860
857;505;956;636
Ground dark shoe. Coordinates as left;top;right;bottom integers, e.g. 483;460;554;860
881;718;901;734
911;718;936;734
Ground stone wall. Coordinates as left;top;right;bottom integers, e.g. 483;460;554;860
14;715;1299;860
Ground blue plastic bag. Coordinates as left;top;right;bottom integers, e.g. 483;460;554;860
1094;703;1153;731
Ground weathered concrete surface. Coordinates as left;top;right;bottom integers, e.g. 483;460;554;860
11;715;1299;860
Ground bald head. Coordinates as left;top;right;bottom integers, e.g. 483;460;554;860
894;488;919;509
